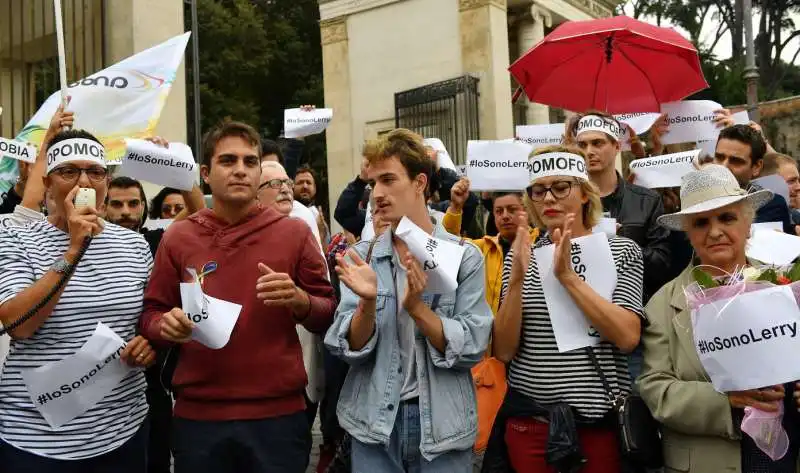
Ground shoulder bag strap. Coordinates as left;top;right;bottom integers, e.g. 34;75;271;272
585;346;619;405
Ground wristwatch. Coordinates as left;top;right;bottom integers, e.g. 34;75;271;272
51;257;74;274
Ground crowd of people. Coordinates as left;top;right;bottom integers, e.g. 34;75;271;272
0;99;798;473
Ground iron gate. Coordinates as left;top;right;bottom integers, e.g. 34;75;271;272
394;75;480;165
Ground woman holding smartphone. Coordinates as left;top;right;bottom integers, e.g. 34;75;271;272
0;129;156;472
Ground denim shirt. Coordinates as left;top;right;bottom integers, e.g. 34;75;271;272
324;223;493;461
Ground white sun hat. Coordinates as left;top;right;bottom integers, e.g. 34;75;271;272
657;164;773;231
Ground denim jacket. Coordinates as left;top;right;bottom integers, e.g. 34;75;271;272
324;223;493;461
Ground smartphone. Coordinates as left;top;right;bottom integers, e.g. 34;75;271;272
74;188;96;211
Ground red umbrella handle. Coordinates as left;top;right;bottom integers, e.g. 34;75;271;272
511;87;523;104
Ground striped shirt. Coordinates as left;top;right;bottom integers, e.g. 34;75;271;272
0;220;152;460
501;234;644;420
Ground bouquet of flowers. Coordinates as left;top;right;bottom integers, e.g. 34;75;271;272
684;262;800;461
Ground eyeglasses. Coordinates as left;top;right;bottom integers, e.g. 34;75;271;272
161;204;185;214
50;166;108;182
527;180;575;202
258;178;293;190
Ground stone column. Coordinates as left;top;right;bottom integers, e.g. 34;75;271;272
516;2;551;125
320;17;353;234
459;0;514;140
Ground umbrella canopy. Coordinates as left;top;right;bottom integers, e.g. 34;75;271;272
509;15;708;114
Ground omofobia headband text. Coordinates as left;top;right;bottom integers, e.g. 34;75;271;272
576;114;624;141
47;138;106;174
529;152;589;182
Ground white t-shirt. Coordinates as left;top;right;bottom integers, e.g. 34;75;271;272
290;200;326;403
0;220;152;459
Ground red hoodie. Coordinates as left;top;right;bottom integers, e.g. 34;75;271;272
140;205;336;421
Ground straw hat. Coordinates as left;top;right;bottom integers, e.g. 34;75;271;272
657;164;773;231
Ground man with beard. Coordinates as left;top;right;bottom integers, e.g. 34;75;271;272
294;166;329;244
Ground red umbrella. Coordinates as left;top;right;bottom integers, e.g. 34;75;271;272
509;16;708;114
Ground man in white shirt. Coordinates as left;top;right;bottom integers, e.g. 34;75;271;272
257;161;326;428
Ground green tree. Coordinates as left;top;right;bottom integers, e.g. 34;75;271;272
185;0;329;210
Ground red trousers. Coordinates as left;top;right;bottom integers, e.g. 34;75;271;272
505;416;621;473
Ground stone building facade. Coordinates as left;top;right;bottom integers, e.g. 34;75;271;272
318;0;619;231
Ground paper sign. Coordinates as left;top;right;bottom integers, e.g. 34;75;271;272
466;140;532;191
456;165;467;177
361;200;375;241
747;230;800;265
732;110;750;125
284;108;333;139
752;221;782;234
534;233;617;352
144;218;173;231
692;285;800;391
697;140;716;162
394;217;466;294
515;124;564;148
629;149;700;189
423;138;457;172
120;139;196;191
753;174;790;204
660;100;723;145
21;322;134;429
615;112;662;135
593;217;617;236
180;269;242;349
0;137;37;164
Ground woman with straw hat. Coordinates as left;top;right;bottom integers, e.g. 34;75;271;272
638;163;800;473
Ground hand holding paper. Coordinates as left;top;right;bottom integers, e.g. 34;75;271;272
160;307;194;343
120;335;156;368
335;249;378;300
402;254;428;311
729;386;785;412
284;107;333;139
394;217;466;294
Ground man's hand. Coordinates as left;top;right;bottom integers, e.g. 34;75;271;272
335;249;378;300
256;263;310;316
713;109;735;129
46;100;74;140
145;136;170;148
121;336;157;368
160;308;194;343
449;177;470;212
649;113;668;156
402;254;428;312
64;186;102;252
359;157;370;181
729;385;784;412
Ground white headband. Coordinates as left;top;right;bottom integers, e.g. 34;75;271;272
529;152;589;182
47;138;106;174
576;115;623;141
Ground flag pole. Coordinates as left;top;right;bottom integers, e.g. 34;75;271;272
53;0;69;107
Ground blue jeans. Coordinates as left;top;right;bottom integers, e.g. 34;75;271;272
171;411;311;473
0;421;148;473
351;400;472;473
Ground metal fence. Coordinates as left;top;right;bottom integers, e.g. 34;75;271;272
0;0;104;137
394;75;480;165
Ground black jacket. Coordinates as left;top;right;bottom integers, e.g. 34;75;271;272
601;174;672;302
750;182;794;234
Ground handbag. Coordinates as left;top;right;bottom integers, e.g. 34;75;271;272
472;356;507;452
585;347;663;469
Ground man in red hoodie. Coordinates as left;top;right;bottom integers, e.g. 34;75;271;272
140;120;336;473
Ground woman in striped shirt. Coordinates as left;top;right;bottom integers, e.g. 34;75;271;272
0;129;155;472
490;146;644;473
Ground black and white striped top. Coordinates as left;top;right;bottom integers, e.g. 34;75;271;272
0;220;151;460
501;234;644;420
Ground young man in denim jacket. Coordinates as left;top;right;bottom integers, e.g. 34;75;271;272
325;129;493;473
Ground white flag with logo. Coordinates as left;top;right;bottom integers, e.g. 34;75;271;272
0;32;191;198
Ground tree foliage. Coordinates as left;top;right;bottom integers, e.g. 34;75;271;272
617;0;800;105
184;0;329;207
